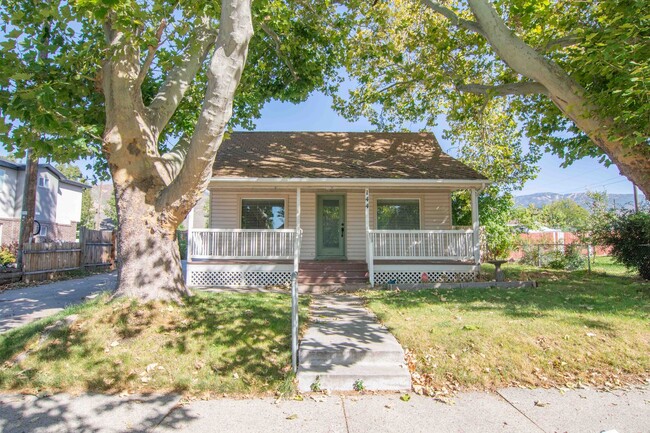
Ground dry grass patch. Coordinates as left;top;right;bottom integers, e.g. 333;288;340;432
0;291;308;397
363;259;650;396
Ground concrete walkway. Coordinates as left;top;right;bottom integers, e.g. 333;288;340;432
0;272;116;333
1;386;648;433
297;294;411;391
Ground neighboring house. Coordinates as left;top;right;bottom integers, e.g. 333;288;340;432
186;132;489;289
0;159;88;244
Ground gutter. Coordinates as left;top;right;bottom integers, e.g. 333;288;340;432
210;177;491;189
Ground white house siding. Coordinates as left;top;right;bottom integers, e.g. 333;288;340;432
0;167;18;219
56;183;83;225
207;187;454;261
35;170;58;223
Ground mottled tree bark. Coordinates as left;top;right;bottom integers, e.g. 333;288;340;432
102;0;253;301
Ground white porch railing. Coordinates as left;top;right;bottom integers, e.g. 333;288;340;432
188;229;296;259
368;229;475;261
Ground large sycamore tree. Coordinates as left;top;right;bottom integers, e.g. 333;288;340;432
339;0;650;196
0;0;346;301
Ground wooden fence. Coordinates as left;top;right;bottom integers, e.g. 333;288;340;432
22;228;116;282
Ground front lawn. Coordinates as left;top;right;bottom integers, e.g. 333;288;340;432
362;259;650;395
0;291;308;397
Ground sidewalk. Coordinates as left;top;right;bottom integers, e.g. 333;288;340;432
1;386;648;433
0;272;116;333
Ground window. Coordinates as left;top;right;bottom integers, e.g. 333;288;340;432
38;174;50;188
241;199;285;229
376;199;420;230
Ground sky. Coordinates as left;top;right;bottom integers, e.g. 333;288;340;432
0;89;641;198
248;91;639;197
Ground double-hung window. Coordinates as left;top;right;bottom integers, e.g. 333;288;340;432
241;199;285;229
38;174;50;188
376;199;420;230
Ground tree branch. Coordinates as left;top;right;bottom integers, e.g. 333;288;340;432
136;19;167;87
154;134;190;185
157;0;254;218
539;35;580;53
421;0;487;38
457;81;548;96
146;16;217;141
260;21;299;81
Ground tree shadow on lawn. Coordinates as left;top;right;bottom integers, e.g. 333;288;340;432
0;291;308;395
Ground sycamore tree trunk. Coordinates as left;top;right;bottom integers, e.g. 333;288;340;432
458;0;650;197
102;0;253;302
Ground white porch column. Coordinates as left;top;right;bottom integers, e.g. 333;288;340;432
365;188;374;287
471;189;480;265
185;207;194;286
291;187;301;372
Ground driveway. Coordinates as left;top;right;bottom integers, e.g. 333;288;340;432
0;272;117;333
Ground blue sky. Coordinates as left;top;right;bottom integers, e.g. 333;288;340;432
249;91;638;197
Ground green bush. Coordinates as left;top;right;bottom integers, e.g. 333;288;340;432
546;244;585;271
593;211;650;279
0;244;17;266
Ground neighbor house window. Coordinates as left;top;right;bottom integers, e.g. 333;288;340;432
38;174;50;188
241;199;285;229
376;199;420;230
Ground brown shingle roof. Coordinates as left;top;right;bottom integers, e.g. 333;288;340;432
213;132;488;180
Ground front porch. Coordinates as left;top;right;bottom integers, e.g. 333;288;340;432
186;186;483;289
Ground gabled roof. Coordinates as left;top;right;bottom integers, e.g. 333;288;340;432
0;158;89;189
212;132;488;181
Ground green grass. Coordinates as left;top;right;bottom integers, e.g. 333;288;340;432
362;258;650;393
0;291;308;397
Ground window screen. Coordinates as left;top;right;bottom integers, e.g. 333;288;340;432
376;199;420;230
241;199;285;229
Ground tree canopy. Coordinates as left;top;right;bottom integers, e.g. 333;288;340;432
337;0;650;195
0;0;348;170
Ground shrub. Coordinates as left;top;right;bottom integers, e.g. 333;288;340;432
0;244;17;267
546;244;585;271
593;211;650;279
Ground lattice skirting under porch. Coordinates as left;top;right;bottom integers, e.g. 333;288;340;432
189;270;292;287
373;270;476;285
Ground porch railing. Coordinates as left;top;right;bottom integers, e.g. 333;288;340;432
368;229;474;261
188;229;296;259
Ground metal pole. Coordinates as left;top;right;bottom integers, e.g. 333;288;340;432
291;187;301;372
586;244;591;273
633;183;639;213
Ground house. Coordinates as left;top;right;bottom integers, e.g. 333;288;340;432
0;159;88;245
186;132;489;289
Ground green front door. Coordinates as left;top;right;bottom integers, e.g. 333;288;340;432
316;195;346;259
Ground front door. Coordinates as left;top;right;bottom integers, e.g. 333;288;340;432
316;195;346;259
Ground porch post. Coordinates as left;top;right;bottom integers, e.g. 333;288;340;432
471;189;480;265
185;207;194;286
365;188;374;287
291;187;301;372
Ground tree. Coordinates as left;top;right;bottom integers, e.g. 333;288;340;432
104;194;117;227
79;189;94;229
338;0;650;197
1;1;347;301
593;210;650;279
539;199;590;231
54;162;84;181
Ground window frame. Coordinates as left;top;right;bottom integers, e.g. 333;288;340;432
239;196;288;230
37;174;50;189
374;197;422;231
